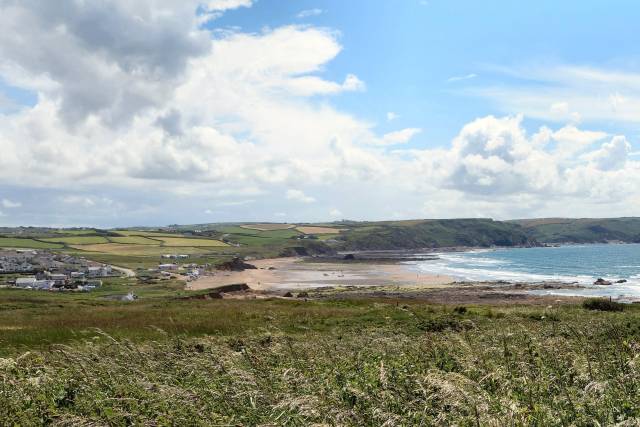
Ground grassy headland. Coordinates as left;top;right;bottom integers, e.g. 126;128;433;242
2;293;640;425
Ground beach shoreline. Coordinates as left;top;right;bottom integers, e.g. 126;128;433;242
186;256;454;292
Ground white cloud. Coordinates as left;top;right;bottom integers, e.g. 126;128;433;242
286;189;316;203
585;136;631;171
297;8;324;18
386;112;399;121
467;65;640;124
199;0;253;23
0;2;638;224
1;199;21;208
284;73;365;96
447;73;477;83
379;128;422;145
329;208;342;218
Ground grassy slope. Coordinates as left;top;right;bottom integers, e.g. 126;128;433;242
2;296;640;425
513;217;640;243
0;238;64;249
336;218;536;250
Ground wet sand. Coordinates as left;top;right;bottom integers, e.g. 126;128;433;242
186;257;454;291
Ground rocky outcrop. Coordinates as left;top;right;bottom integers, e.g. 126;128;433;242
216;257;257;272
594;278;612;286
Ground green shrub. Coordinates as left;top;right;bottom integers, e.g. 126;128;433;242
582;298;624;312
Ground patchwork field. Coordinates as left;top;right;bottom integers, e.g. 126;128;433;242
296;226;342;234
107;236;162;245
0;238;63;249
112;230;179;237
41;236;110;245
54;229;99;235
154;237;228;247
240;223;295;231
69;243;212;256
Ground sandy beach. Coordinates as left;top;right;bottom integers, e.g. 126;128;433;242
186;257;453;292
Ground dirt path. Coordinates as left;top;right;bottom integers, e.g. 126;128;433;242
110;265;136;277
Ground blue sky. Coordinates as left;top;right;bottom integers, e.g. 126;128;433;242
213;0;640;144
0;0;639;227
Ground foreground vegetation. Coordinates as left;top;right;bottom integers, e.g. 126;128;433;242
2;291;640;424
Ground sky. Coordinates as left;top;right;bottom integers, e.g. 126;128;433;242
0;0;639;227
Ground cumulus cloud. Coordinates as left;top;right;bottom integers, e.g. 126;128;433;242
0;1;638;225
386;112;399;121
585;136;631;171
286;189;316;203
0;1;213;127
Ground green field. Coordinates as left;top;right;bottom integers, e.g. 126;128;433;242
107;236;162;245
155;237;229;247
112;230;180;237
0;238;64;249
70;243;215;256
40;236;110;245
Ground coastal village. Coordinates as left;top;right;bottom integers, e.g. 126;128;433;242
0;248;213;292
0;249;115;291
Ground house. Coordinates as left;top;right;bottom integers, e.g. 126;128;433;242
15;277;37;288
47;273;68;286
86;265;112;277
158;263;178;271
70;271;85;279
34;280;55;290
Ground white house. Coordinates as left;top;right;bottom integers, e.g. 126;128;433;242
15;277;37;288
34;280;55;290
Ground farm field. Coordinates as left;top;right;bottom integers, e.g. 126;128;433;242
54;228;99;235
0;238;63;249
40;236;110;245
240;223;295;231
154;237;229;247
111;230;179;237
296;226;342;234
106;236;163;245
69;243;213;256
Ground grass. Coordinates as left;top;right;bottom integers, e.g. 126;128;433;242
296;226;342;234
2;298;640;424
112;230;179;237
0;238;64;249
40;236;109;245
154;237;229;247
69;243;213;256
583;298;625;311
240;223;295;231
106;236;162;245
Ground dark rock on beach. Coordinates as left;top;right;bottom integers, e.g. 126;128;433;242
594;278;612;286
216;257;257;272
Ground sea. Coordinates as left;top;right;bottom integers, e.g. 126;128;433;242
410;243;640;300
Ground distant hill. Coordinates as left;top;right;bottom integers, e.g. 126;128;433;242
511;217;640;244
334;218;537;250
